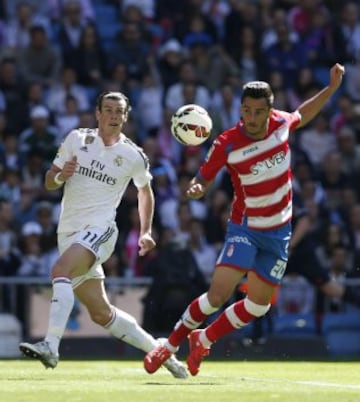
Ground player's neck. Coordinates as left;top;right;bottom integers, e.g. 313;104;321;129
99;130;123;146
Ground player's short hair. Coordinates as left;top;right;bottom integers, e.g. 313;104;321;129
241;81;274;108
96;91;132;112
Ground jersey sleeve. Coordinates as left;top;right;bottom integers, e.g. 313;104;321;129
132;148;152;188
198;137;228;181
287;111;301;132
53;130;76;169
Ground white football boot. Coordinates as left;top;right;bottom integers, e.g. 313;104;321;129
157;338;188;379
19;341;59;369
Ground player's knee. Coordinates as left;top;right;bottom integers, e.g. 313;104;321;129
207;292;228;308
244;297;270;317
89;307;113;326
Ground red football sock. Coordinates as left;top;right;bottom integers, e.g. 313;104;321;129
168;297;208;347
205;299;255;343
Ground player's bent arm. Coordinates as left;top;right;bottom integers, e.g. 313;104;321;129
137;183;155;236
296;63;345;128
45;165;65;191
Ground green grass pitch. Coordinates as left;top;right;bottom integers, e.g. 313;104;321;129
1;360;359;402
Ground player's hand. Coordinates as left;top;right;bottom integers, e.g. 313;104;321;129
138;233;156;256
61;156;78;180
186;183;205;199
329;63;345;91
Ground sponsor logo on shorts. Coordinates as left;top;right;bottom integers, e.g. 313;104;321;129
228;235;252;246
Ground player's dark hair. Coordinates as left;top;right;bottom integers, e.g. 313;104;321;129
96;91;132;112
241;81;274;108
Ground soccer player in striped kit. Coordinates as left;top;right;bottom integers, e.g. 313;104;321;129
19;91;187;378
144;63;345;376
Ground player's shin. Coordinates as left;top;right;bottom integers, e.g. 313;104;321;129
45;277;75;353
204;297;270;345
106;307;157;352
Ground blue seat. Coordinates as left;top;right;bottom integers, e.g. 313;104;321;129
273;313;317;336
322;311;360;357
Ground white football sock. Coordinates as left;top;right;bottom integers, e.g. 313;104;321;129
45;277;74;353
105;307;157;353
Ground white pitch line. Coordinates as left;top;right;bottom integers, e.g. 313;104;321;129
241;376;360;390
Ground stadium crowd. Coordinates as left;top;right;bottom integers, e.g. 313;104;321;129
0;0;360;339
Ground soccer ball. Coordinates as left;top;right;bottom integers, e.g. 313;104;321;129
171;104;212;146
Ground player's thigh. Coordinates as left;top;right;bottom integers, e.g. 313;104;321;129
207;266;246;307
246;271;278;305
74;278;111;318
52;243;96;278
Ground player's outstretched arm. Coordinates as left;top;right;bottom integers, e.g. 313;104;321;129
296;63;345;128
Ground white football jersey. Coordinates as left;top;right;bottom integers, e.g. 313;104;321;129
53;128;152;233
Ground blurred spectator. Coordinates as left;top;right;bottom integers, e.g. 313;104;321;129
0;168;22;209
18;105;59;164
20;151;48;204
17;221;47;276
298;112;337;171
157;38;184;92
3;2;50;56
107;21;151;85
201;0;230;40
67;24;108;88
46;66;90;117
55;0;93;64
16;24;62;87
262;20;308;88
55;94;81;139
142;229;208;332
49;0;95;23
227;24;262;83
188;217;217;285
0;133;24;171
345;60;360;102
210;83;241;134
287;67;320;110
135;66;163;138
318;150;353;212
120;0;155;21
277;273;315;314
262;7;298;50
156;108;182;165
164;60;211;111
339;1;360;63
330;92;355;136
315;222;352;273
337;125;360;176
0;57;28;133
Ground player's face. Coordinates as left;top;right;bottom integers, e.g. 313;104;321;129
96;98;128;135
241;97;271;140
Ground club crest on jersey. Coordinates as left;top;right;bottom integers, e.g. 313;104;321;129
227;244;234;257
114;155;123;166
85;135;95;144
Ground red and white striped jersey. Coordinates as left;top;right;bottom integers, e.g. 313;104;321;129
199;109;301;230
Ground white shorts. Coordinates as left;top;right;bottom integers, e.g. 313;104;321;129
58;224;118;289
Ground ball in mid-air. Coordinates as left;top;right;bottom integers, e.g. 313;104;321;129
171;104;213;146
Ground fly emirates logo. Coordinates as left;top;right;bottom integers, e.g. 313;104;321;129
75;159;117;185
250;151;286;175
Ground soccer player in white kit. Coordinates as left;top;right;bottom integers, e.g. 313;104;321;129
19;91;187;378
